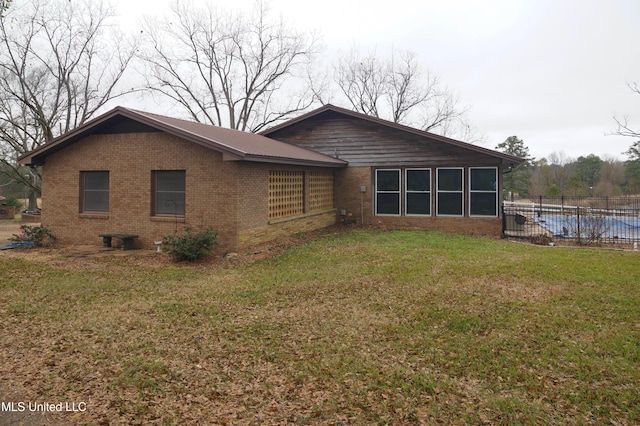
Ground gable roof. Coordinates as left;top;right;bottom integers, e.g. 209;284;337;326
261;104;525;166
18;106;347;168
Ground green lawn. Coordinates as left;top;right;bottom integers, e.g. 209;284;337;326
1;230;639;425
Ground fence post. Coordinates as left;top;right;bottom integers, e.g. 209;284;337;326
538;195;543;217
576;206;581;244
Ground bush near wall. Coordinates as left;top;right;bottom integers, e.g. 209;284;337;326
162;227;218;261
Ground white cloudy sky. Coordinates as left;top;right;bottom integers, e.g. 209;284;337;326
117;0;640;161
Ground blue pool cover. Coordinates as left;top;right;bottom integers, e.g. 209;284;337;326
535;215;640;239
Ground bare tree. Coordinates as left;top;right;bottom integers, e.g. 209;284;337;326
614;82;640;139
334;48;386;118
333;46;472;139
595;156;624;196
0;0;138;207
547;151;575;194
138;0;321;132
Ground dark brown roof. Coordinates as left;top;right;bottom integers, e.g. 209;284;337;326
261;104;525;165
18;107;347;168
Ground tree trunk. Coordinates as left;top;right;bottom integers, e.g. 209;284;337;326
28;190;38;210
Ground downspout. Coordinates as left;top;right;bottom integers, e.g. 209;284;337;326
502;164;515;175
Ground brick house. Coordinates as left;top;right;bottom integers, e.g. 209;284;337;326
19;105;523;252
263;105;524;236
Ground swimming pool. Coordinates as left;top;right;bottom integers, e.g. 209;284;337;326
535;214;640;240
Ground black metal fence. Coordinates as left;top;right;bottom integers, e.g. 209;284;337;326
502;196;640;245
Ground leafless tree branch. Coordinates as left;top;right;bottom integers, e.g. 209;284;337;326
613;81;640;139
0;0;139;206
333;46;474;140
137;0;321;132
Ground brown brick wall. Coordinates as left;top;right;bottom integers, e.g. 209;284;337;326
41;132;241;252
334;166;373;225
238;210;336;249
371;216;502;235
41;133;341;253
236;163;337;249
236;162;269;232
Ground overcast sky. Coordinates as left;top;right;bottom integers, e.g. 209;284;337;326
118;0;640;162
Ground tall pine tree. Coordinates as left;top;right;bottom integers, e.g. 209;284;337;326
495;136;535;197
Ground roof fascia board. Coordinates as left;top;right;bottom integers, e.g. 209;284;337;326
239;155;347;167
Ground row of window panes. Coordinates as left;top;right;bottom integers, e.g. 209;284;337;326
375;168;498;217
81;170;186;216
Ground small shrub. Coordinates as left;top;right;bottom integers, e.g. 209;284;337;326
530;234;552;246
568;210;608;246
2;196;23;210
162;226;218;261
9;224;55;246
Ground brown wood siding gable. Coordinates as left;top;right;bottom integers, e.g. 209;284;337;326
269;115;502;168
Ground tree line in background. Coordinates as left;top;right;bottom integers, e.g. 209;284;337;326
496;136;640;198
0;0;638;206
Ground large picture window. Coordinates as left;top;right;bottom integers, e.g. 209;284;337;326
81;171;109;213
405;169;431;215
469;167;498;216
375;169;401;215
437;168;463;216
153;170;185;216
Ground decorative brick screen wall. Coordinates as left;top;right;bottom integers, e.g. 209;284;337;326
308;171;333;212
268;170;304;219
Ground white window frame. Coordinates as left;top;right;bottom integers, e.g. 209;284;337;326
436;167;464;217
375;169;401;216
405;168;431;216
468;167;498;217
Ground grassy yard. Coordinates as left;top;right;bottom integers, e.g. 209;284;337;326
0;230;639;425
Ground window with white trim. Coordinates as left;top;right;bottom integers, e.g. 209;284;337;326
436;168;463;216
405;169;431;215
469;167;498;217
375;169;401;215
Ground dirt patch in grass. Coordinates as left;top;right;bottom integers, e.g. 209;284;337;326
454;275;560;304
0;219;23;245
